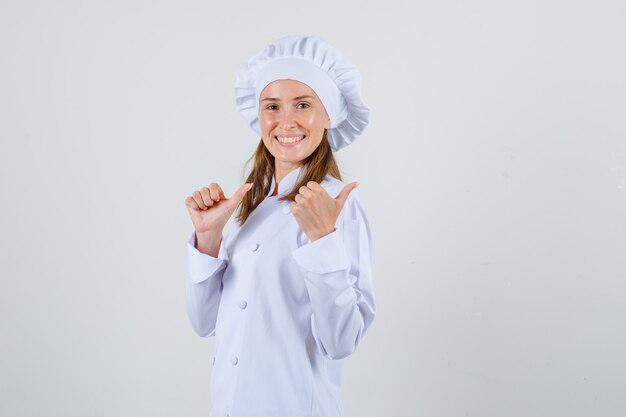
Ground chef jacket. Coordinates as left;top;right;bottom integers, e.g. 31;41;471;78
184;164;376;417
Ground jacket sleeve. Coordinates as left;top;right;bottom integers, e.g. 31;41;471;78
291;189;376;360
184;229;229;337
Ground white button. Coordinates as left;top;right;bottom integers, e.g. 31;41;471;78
249;242;259;252
232;356;238;365
238;300;247;309
282;204;291;214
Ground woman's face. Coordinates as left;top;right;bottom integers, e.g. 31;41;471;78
258;79;330;168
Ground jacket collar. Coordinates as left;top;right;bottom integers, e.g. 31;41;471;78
266;163;307;198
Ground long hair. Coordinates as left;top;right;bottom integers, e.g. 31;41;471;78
235;129;342;225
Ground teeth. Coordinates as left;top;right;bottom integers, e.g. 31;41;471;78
276;135;304;143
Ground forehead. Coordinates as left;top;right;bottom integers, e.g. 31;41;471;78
259;79;318;99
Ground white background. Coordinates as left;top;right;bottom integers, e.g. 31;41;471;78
1;1;625;416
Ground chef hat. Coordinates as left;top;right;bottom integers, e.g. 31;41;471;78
234;35;370;152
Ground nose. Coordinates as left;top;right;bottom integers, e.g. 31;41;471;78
279;107;297;129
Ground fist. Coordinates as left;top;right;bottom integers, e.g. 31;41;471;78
290;181;359;242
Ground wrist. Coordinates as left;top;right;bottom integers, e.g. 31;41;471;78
309;227;336;242
195;230;223;257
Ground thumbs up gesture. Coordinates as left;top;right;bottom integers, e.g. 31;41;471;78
185;182;253;235
290;180;359;242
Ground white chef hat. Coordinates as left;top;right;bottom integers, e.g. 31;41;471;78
234;35;370;152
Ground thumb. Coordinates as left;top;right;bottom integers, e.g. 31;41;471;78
230;182;254;205
335;181;359;207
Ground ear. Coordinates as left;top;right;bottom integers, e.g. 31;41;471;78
324;108;331;130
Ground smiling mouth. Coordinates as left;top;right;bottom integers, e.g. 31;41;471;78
275;135;306;144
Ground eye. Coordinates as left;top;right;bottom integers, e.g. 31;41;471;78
266;104;277;110
297;102;310;109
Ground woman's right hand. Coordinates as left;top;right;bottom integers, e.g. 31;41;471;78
185;182;253;234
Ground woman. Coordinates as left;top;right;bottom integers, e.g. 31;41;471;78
184;35;376;417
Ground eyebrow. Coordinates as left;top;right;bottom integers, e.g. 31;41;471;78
260;95;314;102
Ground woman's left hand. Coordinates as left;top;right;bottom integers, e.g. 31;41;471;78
291;181;359;242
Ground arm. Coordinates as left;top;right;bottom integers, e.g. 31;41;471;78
291;190;376;360
184;230;229;337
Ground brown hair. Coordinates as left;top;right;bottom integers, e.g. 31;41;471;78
235;129;342;225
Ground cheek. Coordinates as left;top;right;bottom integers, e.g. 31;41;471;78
259;119;276;140
303;109;329;131
259;112;275;126
304;114;319;128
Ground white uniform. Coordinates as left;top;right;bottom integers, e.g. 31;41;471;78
184;164;376;417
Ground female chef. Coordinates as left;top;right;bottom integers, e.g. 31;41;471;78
183;35;375;417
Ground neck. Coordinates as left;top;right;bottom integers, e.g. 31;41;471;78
272;160;304;196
